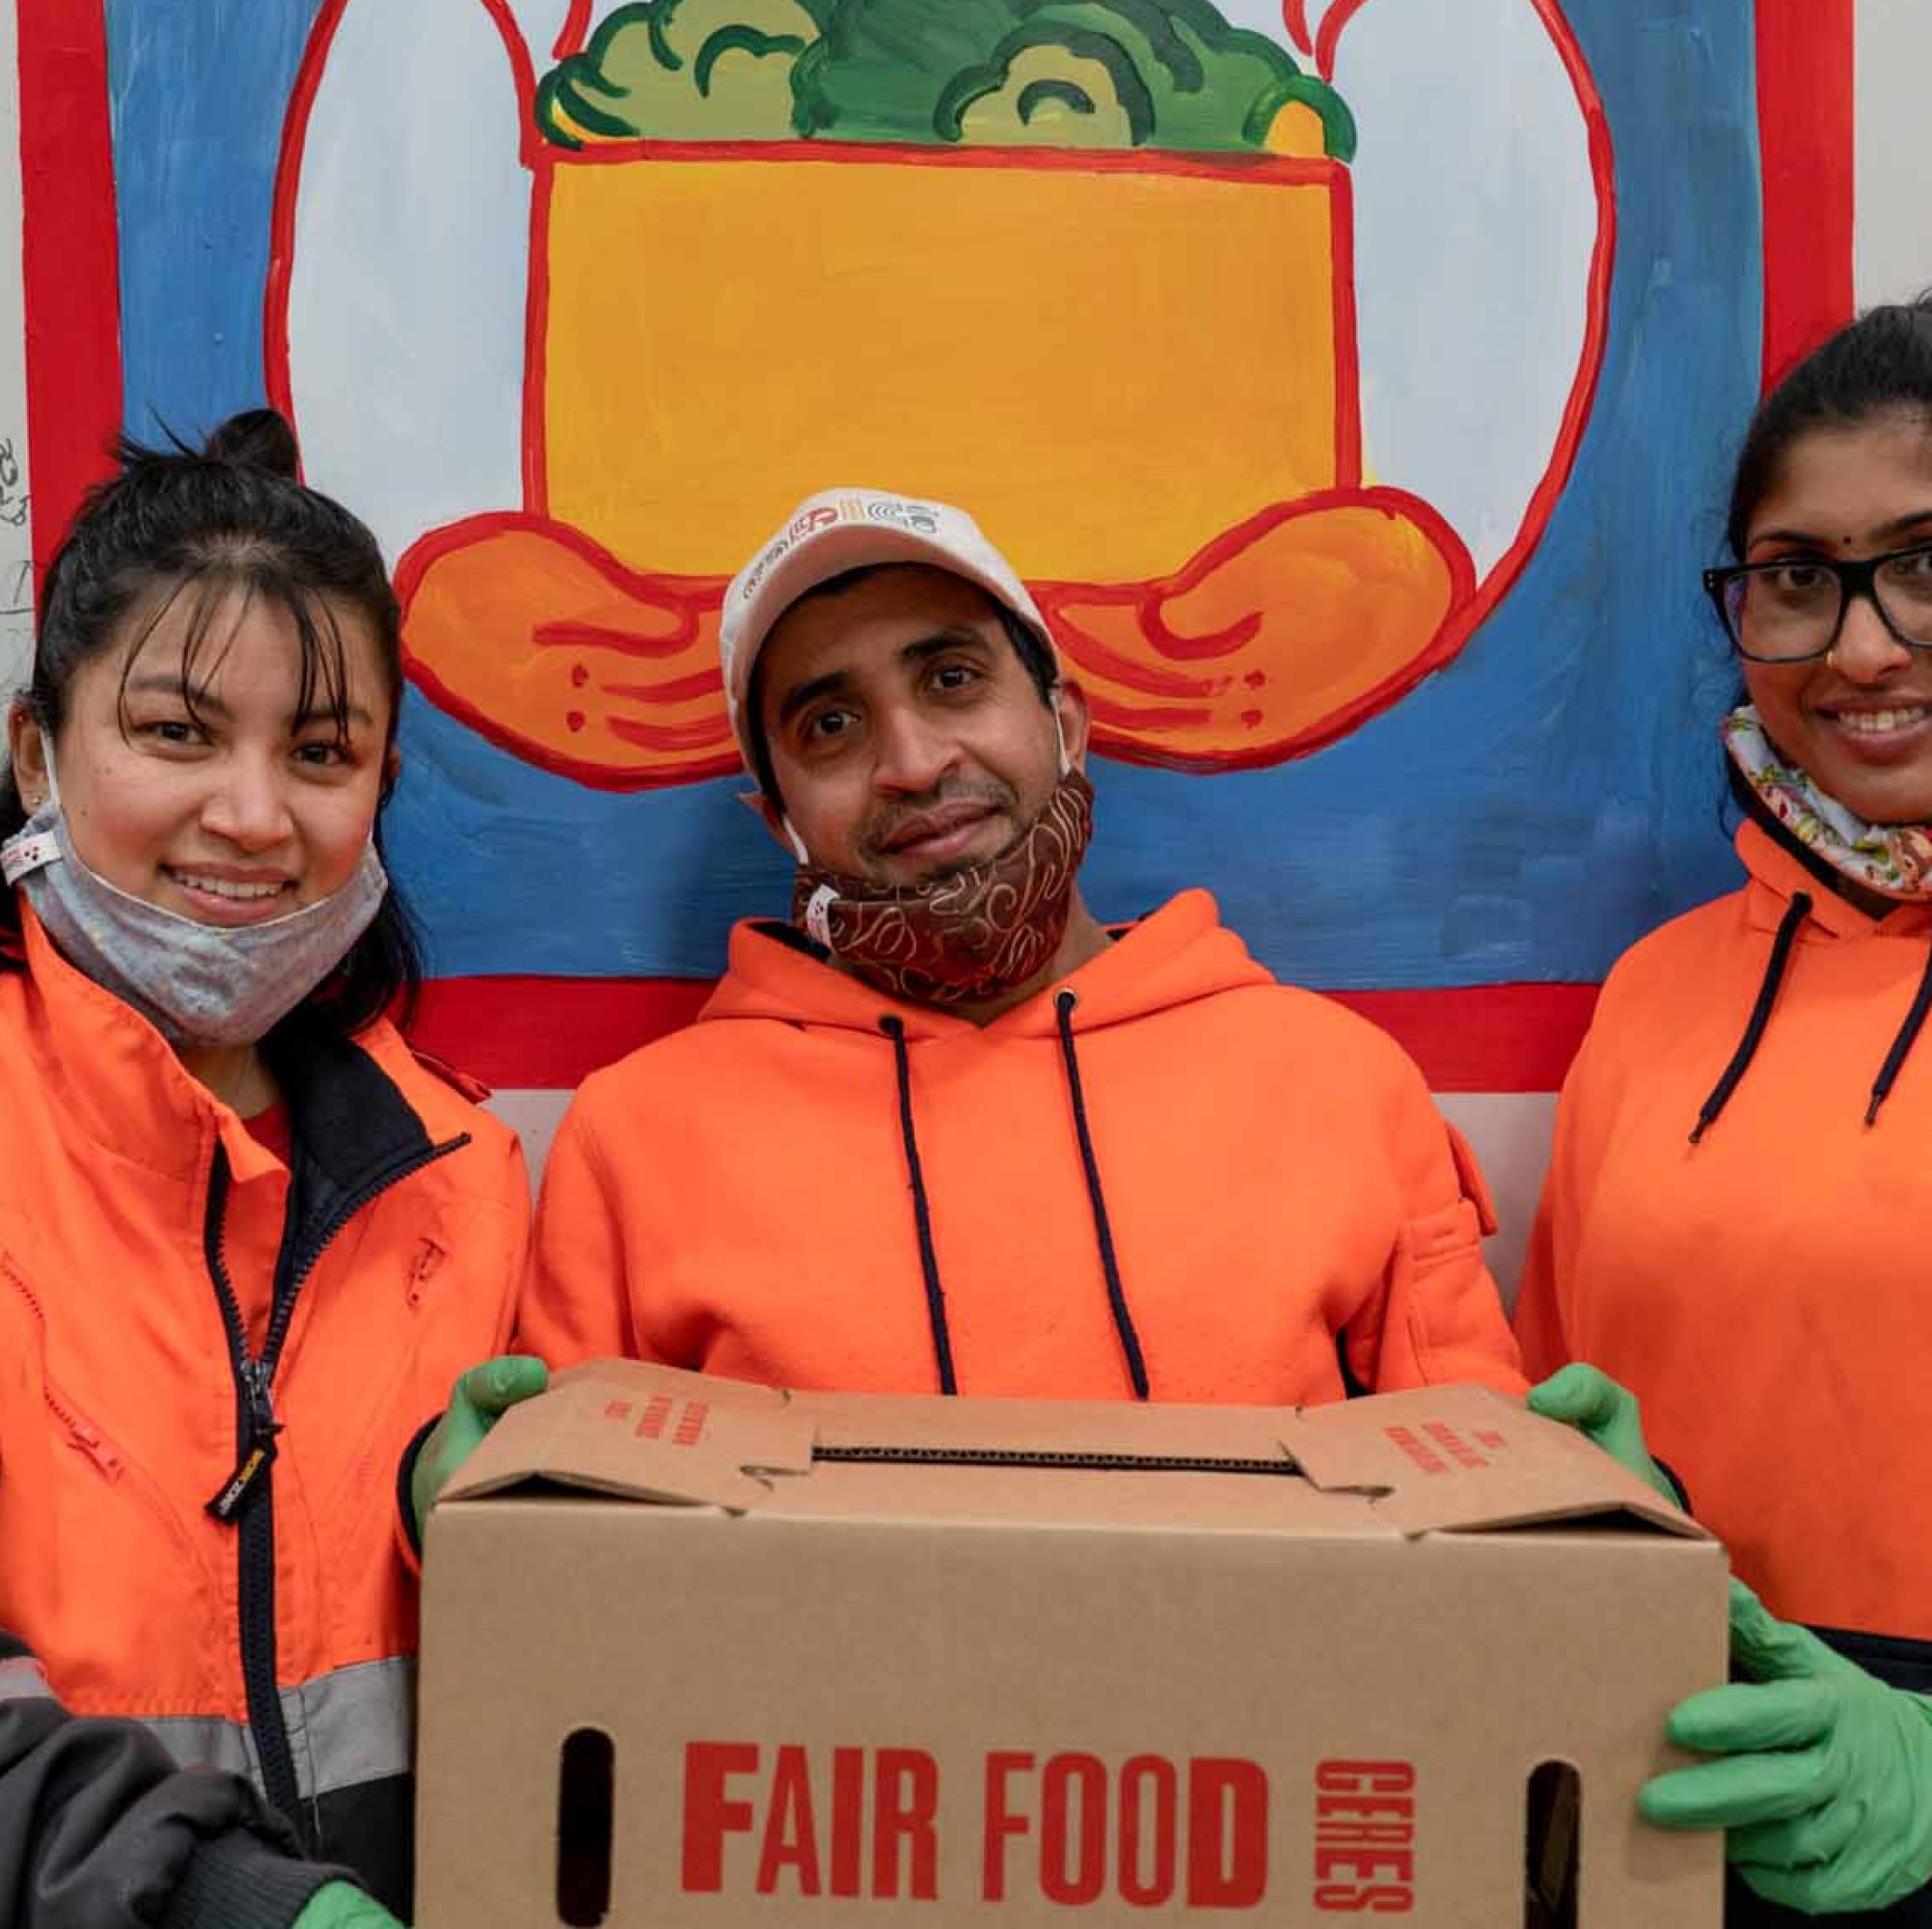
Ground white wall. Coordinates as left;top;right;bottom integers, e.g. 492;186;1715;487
1855;2;1932;310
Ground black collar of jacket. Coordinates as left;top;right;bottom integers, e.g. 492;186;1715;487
259;1015;461;1281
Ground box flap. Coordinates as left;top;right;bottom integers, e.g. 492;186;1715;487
441;1360;815;1508
443;1364;1704;1538
1277;1384;1705;1537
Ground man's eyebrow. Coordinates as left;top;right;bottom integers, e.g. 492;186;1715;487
899;627;993;665
774;629;993;728
776;668;853;729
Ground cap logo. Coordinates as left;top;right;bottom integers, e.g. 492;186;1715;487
789;504;841;540
863;497;941;534
735;532;795;603
735;493;947;611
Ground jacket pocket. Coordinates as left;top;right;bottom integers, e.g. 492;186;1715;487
0;1246;211;1584
403;1236;449;1309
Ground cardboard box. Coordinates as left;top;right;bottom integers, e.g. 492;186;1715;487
418;1362;1727;1926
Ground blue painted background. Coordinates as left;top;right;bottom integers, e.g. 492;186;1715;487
104;0;1757;990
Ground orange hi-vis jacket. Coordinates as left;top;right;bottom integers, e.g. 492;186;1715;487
523;890;1525;1403
0;904;529;1914
1517;818;1932;1655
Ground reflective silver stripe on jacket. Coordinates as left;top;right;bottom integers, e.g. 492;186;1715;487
143;1654;414;1800
0;1655;52;1701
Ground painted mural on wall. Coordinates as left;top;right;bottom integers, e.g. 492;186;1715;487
283;0;1606;791
84;0;1770;994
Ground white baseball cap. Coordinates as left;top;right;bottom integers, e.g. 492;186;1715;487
719;486;1062;776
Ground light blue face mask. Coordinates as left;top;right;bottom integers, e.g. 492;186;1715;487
0;738;389;1049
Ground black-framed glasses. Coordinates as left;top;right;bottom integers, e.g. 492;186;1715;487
1703;545;1932;663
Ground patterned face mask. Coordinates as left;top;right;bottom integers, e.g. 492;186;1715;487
792;770;1095;1006
1725;704;1932;898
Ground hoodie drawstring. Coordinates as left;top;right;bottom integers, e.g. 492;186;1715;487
1866;938;1932;1126
1690;892;1810;1144
880;1016;958;1396
1691;887;1932;1138
879;1000;1151;1401
1054;992;1151;1400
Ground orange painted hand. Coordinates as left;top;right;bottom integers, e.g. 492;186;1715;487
1043;489;1472;770
398;492;1473;787
397;514;740;789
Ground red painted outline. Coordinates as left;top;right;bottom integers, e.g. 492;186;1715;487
18;0;122;585
1353;0;1614;716
539;135;1343;186
409;972;1601;1093
394;508;728;623
523;161;554;516
1330;168;1361;488
1281;2;1315;59
556;0;596;61
263;0;348;431
1313;0;1374;83
1754;0;1854;389
265;0;539;429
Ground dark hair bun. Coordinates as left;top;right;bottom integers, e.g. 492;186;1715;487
202;408;301;480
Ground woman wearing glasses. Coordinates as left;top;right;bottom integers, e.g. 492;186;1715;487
1517;299;1932;1924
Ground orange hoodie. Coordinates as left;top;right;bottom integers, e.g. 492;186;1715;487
1516;819;1932;1645
0;903;530;1913
524;890;1524;1403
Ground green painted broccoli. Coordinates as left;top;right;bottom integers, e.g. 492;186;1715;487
537;0;1352;158
536;0;830;145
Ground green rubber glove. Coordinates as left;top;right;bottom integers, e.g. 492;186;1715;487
1642;1581;1932;1914
409;1354;549;1538
291;1881;405;1929
1526;1362;1683;1506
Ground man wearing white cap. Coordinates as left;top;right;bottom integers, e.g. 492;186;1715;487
517;488;1524;1404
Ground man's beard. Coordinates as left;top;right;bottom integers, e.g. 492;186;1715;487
792;771;1096;1006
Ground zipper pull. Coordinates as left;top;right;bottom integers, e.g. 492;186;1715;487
206;1361;282;1523
58;1409;123;1480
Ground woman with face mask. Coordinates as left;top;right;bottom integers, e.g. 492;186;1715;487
1517;301;1932;1924
0;412;536;1929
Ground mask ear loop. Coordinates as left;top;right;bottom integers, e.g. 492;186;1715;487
36;729;61;811
781;817;809;863
1;730;65;886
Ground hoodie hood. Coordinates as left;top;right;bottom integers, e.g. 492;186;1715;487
694;887;1275;1400
698;887;1273;1041
1735;817;1932;943
1691;819;1932;1141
